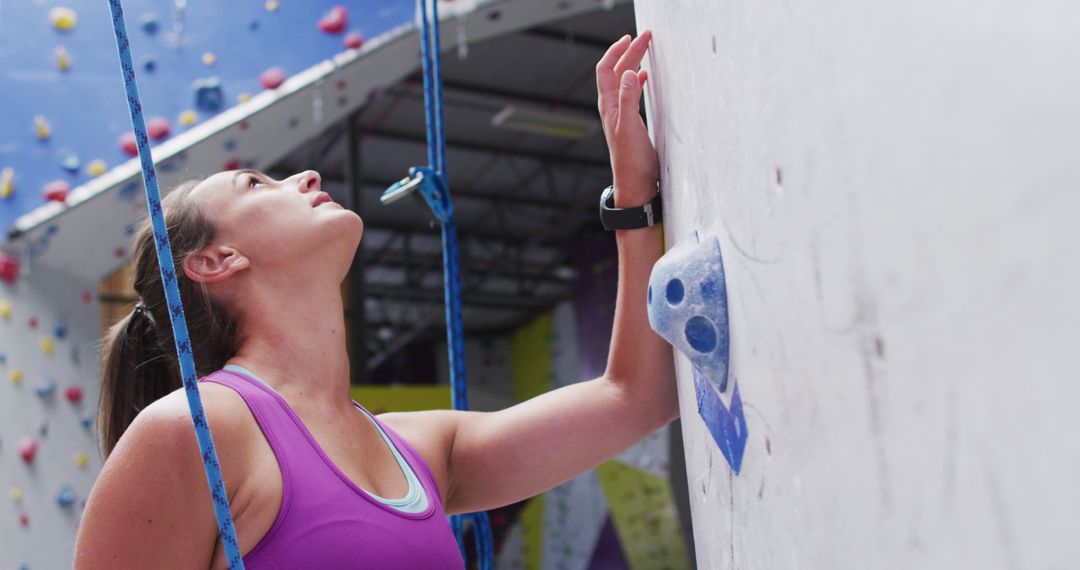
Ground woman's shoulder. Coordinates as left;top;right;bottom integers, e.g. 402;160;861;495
138;379;261;457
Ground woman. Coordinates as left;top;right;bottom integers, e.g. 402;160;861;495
75;30;675;569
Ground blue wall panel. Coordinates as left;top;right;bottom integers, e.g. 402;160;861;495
0;0;411;232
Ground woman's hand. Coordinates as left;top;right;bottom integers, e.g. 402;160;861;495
596;29;660;207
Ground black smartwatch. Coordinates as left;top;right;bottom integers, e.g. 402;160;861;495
599;184;663;231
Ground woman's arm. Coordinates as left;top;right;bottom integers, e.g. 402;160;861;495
74;387;247;569
423;30;679;516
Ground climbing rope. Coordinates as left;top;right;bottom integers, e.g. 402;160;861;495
105;1;245;568
380;0;495;567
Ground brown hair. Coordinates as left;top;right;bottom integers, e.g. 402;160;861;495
98;179;239;457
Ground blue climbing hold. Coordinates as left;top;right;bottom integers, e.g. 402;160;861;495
193;77;224;112
646;231;730;393
34;380;57;398
56;149;80;172
140;13;159;35
142;56;156;73
56;485;76;509
80;414;94;431
54;321;68;339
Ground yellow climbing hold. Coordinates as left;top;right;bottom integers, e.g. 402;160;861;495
55;46;71;71
41;336;54;355
75;452;90;469
265;0;279;12
87;159;106;177
9;487;23;502
0;299;10;318
34;116;51;140
178;110;198;126
237;92;252;103
11;370;23;385
201;52;216;66
0;168;13;199
49;7;77;31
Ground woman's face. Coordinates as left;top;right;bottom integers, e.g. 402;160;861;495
188;169;363;282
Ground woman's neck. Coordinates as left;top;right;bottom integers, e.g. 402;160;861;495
225;278;354;417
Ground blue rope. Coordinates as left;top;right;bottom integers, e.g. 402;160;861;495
106;2;245;568
417;0;493;567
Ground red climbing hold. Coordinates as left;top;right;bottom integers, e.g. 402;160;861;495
119;132;138;156
65;385;84;404
0;253;19;284
82;291;92;303
224;159;241;171
42;180;70;203
318;6;348;34
260;67;286;89
28;317;38;329
147;117;171;141
344;31;364;50
19;513;30;527
18;438;38;465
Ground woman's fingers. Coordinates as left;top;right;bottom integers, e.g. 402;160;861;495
613;30;651;85
617;69;643;130
596;35;633;121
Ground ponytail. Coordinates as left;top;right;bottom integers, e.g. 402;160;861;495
97;179;240;457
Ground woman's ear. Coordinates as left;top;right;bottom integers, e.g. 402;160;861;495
182;245;250;284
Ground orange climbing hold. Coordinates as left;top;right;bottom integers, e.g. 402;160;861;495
260;67;286;89
42;180;70;203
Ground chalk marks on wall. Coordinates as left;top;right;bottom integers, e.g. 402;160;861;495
648;231;748;474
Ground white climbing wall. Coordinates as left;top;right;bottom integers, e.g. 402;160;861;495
634;0;1080;568
0;262;103;570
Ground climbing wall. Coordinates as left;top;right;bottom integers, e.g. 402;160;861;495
633;0;1080;568
0;262;103;570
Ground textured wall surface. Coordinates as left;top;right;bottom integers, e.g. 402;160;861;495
0;262;102;570
633;0;1080;568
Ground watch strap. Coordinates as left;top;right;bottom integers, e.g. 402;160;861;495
599;184;663;230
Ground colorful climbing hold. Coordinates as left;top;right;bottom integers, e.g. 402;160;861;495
49;7;77;31
55;46;71;72
34;380;57;398
141;12;159;35
18;438;38;465
42;180;70;203
55;322;68;339
40;336;55;355
9;487;23;502
119;132;138;156
318;6;348;34
345;31;364;50
39;419;49;437
34;116;51;140
260;67;286;89
223;159;241;171
56;486;76;509
10;370;22;385
1;167;13;199
147;117;171;141
19;513;29;527
237;92;252;104
142;56;157;73
81;291;92;304
201;52;216;66
265;0;279;12
0;252;19;282
56;148;80;172
87;159;106;177
74;452;90;469
80;414;93;431
193;77;224;112
178;110;198;126
65;385;83;404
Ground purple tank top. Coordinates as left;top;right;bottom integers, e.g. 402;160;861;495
199;369;465;569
